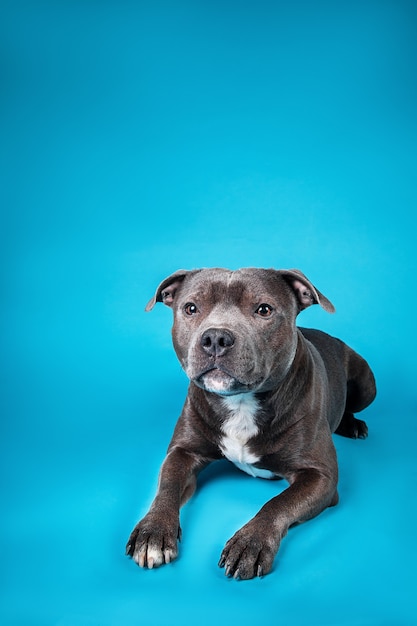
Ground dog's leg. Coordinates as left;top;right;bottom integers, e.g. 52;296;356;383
336;350;376;439
126;447;206;568
335;411;368;439
219;467;338;580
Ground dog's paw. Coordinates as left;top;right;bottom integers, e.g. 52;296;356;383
218;523;278;580
125;514;181;569
336;412;368;439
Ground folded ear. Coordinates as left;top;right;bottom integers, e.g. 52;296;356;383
145;270;193;311
279;269;335;314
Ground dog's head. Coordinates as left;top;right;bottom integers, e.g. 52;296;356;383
146;268;334;396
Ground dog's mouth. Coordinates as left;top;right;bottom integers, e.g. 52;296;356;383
194;366;253;396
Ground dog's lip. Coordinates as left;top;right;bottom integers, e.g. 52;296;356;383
195;365;236;381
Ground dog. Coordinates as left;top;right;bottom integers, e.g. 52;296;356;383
126;268;376;579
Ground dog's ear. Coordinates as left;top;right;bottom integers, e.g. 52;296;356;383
145;270;192;311
279;269;335;313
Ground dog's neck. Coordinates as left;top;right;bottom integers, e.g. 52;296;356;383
218;393;275;479
220;393;260;441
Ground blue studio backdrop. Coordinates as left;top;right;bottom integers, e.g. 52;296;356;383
1;1;416;625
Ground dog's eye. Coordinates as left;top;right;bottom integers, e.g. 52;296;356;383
184;302;199;316
255;304;274;318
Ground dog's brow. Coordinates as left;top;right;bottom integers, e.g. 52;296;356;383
208;280;249;305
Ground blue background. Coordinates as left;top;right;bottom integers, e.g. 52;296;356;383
1;1;416;624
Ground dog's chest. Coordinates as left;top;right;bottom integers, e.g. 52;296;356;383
220;394;275;479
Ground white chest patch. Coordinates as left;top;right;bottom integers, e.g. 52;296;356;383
220;394;275;479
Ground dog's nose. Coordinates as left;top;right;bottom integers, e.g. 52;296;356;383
200;328;235;357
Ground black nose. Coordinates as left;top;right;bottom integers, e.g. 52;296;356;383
200;328;235;357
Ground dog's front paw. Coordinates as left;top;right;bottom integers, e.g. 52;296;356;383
126;513;181;569
218;523;279;580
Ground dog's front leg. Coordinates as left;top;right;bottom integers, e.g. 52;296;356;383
219;468;338;580
126;446;205;569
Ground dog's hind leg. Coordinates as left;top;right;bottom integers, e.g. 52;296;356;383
336;349;376;440
335;410;368;439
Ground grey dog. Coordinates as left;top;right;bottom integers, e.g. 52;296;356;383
126;268;376;579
